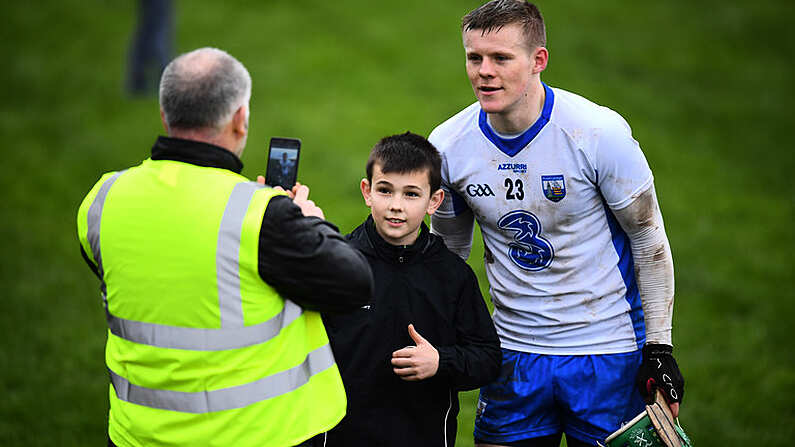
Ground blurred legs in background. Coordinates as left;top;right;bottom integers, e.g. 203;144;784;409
127;0;173;96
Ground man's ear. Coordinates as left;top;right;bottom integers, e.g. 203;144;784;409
360;178;373;207
532;46;549;74
232;105;248;136
160;109;169;134
426;188;445;215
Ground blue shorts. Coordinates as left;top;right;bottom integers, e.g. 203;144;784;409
474;348;645;445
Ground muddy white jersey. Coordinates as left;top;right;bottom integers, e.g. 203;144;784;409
430;84;653;355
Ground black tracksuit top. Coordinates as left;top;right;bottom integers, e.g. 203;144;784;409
322;216;501;447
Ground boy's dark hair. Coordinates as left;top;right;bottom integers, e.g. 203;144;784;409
366;132;442;192
462;0;546;50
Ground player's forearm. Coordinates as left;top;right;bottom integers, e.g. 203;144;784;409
430;211;475;260
629;224;675;346
613;185;675;346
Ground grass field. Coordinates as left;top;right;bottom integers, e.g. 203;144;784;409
2;0;793;445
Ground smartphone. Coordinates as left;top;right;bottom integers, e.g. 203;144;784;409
265;137;301;190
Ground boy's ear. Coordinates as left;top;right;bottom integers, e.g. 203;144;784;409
360;178;373;207
426;188;445;215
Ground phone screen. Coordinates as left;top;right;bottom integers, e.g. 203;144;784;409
265;137;301;190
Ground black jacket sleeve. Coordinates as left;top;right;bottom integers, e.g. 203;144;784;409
258;196;373;313
80;244;101;279
435;266;501;391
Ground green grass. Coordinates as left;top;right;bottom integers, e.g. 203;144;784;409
1;0;793;445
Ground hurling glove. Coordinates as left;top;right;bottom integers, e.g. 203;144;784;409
636;343;684;405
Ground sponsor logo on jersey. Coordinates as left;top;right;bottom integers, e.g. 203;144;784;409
466;183;495;197
497;163;527;174
497;210;554;271
541;175;566;202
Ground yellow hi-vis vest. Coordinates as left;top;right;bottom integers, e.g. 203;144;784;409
76;158;346;447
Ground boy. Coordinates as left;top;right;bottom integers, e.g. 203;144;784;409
321;132;501;447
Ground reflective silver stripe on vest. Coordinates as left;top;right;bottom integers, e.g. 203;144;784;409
110;342;336;413
86;171;125;279
86;176;299;350
107;299;302;350
217;182;264;328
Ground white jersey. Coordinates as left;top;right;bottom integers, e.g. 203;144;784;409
430;84;653;355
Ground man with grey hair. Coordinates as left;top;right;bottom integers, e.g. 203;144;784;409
77;47;373;447
158;47;252;155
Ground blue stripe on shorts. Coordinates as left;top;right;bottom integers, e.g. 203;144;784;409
474;348;645;445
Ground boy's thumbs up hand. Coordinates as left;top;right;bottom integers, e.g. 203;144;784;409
391;324;439;381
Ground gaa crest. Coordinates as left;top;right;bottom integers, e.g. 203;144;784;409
541;175;565;202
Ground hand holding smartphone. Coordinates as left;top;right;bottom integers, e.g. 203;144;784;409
265;137;301;190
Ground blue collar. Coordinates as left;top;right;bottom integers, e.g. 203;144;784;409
478;82;554;157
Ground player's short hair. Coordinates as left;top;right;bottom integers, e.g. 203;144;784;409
462;0;546;50
366;132;442;192
159;47;251;132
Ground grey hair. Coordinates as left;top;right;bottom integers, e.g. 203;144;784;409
159;47;251;132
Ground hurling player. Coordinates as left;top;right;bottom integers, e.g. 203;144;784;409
429;1;685;446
